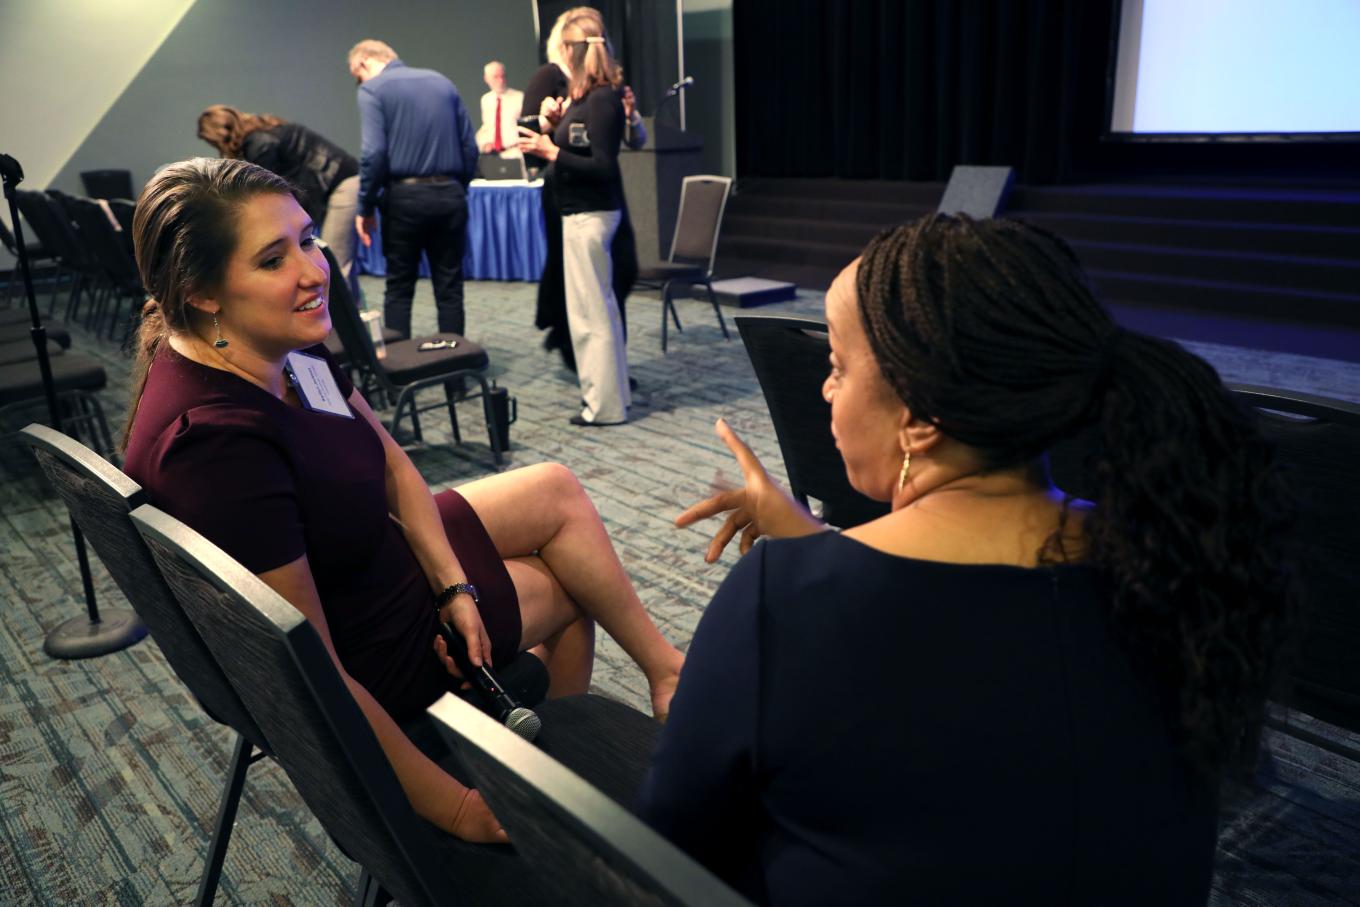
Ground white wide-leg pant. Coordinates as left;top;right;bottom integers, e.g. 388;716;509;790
562;209;630;424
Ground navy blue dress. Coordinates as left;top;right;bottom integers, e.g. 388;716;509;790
637;532;1217;906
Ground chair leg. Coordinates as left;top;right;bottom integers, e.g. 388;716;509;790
388;388;414;440
194;734;254;907
705;280;730;340
477;376;504;467
443;382;462;444
353;868;391;907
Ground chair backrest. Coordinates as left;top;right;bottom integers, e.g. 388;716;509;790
15;189;86;269
318;242;394;393
735;315;890;529
19;424;267;750
667;175;732;273
129;503;451;907
1228;385;1360;734
65;196;140;288
937;165;1015;218
80;169;135;201
428;693;753;907
105;198;137;258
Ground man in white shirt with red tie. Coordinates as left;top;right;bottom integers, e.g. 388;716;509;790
476;61;523;157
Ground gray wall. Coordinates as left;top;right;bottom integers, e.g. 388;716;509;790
682;0;735;179
49;0;539;197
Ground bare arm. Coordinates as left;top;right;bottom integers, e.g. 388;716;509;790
348;388;491;668
257;551;504;842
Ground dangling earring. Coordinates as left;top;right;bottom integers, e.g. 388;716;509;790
896;449;911;493
213;314;229;349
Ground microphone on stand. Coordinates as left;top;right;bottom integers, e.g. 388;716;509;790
664;75;695;98
656;76;695;129
438;621;542;741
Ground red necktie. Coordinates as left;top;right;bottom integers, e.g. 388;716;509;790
493;96;503;152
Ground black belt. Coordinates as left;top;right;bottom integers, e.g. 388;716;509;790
394;175;456;185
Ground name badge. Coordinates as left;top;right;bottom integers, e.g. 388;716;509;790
284;351;354;419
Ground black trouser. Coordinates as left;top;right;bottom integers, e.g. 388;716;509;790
381;180;468;338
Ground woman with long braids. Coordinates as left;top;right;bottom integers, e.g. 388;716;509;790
639;215;1295;905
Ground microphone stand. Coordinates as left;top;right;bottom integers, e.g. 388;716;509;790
0;152;146;659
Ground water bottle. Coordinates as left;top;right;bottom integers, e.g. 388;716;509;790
360;310;386;360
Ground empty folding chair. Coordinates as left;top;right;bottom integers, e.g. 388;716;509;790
636;175;734;352
320;243;511;464
735;314;889;529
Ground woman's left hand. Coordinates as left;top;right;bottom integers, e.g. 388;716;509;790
518;127;558;161
433;593;492;679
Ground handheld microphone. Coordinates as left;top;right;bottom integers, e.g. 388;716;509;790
439;621;542;741
664;76;695;97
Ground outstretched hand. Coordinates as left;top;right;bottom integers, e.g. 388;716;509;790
676;419;824;562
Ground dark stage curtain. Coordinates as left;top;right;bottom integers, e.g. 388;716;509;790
734;0;1112;184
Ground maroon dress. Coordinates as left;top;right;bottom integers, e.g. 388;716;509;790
123;343;521;718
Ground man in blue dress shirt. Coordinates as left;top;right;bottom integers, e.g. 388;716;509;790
348;39;479;339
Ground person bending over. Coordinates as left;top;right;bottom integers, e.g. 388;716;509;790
639;215;1296;905
122;157;684;843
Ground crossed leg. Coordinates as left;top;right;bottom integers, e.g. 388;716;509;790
456;463;684;719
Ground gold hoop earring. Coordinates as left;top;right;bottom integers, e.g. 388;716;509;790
213;314;229;349
896;449;911;493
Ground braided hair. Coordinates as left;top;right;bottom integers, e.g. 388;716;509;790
856;214;1295;775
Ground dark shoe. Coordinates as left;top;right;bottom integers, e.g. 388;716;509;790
569;414;625;427
628;377;638;391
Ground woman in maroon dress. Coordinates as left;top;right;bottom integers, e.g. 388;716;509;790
121;157;683;843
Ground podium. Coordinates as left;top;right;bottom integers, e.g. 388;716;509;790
619;117;704;266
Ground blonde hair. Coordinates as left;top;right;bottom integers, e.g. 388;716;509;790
561;15;621;99
547;6;605;68
347;39;397;68
196;105;284;159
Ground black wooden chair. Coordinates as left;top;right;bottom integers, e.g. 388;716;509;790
0;357;113;456
735;314;889;529
1225;385;1360;760
319;243;510;464
15;189;94;316
19;424;269;906
64;195;143;340
636;175;733;353
130;502;550;906
79;168;135;201
428;692;752;907
1;214;57;307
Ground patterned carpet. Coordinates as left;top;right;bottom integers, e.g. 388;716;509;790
1;276;1358;905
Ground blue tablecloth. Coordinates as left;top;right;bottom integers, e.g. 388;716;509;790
354;180;547;281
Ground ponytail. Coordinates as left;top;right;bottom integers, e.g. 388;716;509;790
118;300;167;452
562;16;622;99
1083;332;1295;774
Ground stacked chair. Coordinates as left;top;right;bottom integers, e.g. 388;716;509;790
0;179;142;457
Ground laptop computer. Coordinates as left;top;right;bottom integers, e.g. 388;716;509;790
477;155;529;181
